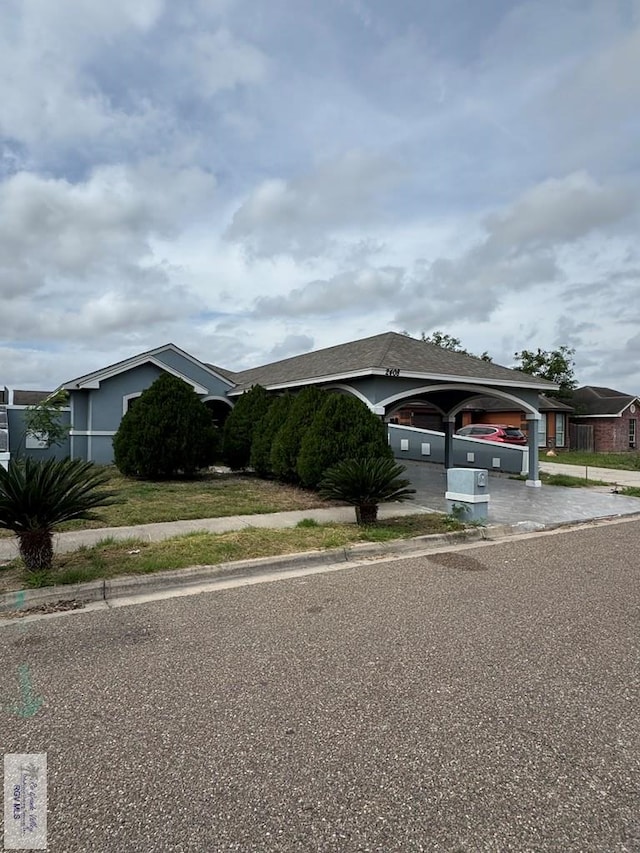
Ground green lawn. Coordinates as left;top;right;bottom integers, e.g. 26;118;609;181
0;514;464;593
0;469;335;540
540;451;640;471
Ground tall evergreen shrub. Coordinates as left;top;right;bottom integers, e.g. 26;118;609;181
222;384;270;470
270;386;327;483
296;393;393;488
250;394;293;477
113;374;218;478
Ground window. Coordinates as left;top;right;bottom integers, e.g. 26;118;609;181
630;418;637;449
555;414;566;448
538;416;547;448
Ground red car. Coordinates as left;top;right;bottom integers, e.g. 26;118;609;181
456;424;528;445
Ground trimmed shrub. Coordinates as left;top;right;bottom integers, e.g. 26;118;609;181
296;393;393;488
222;384;271;470
319;457;415;524
113;374;219;478
270;386;327;484
250;394;293;478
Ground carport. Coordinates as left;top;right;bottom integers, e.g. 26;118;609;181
227;332;558;486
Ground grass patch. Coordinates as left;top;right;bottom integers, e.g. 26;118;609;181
512;472;609;488
47;469;334;531
0;513;464;593
620;486;640;498
541;451;640;471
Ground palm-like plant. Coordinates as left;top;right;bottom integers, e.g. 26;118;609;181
318;457;416;525
0;458;119;572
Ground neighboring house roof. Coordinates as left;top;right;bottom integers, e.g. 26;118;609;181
228;332;559;394
461;393;573;413
61;343;234;392
0;388;53;405
570;386;640;417
13;390;53;406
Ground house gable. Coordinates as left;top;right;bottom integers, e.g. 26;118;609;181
61;343;234;393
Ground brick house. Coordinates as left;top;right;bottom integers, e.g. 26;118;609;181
569;386;639;452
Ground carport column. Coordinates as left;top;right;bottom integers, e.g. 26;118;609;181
526;414;541;487
444;416;455;469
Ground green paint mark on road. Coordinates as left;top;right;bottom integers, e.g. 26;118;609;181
10;664;44;718
15;590;26;609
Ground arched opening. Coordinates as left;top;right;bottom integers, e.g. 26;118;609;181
203;397;233;430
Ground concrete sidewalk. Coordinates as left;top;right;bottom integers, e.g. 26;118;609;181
539;460;640;487
0;503;433;562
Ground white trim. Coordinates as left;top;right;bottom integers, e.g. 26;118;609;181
445;491;489;504
5;404;71;411
571;413;625;419
122;392;143;415
227;369;555;396
526;479;542;488
70;430;116;437
323;384;375;409
379;384;541;417
70;396;75;459
88;393;93;460
61;345;226;391
201;395;234;408
525;412;542;421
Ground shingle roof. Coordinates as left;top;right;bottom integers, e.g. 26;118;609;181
570;386;638;416
228;332;558;393
462;393;573;413
13;390;52;406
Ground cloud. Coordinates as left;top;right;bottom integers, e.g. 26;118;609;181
254;267;406;317
0;162;215;297
225;150;405;258
267;334;315;360
395;171;637;330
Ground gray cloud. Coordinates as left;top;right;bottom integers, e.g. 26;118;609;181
225;150;405;259
254;266;406;318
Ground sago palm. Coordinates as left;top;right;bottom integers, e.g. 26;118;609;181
0;458;119;572
318;457;415;524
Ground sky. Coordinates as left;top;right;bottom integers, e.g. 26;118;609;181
1;0;639;392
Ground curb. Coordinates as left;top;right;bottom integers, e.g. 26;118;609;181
0;527;491;616
4;513;638;617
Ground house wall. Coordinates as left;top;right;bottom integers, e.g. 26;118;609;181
7;408;71;461
67;351;234;465
584;409;639;452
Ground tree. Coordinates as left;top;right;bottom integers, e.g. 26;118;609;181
270;387;327;483
23;390;71;449
513;346;577;398
0;458;119;572
403;329;492;361
113;374;219;478
250;394;293;478
319;457;415;524
296;393;394;489
222;384;271;470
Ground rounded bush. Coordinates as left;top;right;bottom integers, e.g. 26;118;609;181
296;393;393;489
113;373;219;478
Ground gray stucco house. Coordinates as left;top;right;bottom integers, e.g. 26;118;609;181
3;332;558;484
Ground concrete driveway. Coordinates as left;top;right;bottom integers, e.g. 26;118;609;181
403;461;640;527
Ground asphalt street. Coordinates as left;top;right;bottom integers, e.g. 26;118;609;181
1;520;639;852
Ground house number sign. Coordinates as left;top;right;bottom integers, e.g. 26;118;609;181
385;368;400;377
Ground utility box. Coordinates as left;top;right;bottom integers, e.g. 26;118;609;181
445;468;489;522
